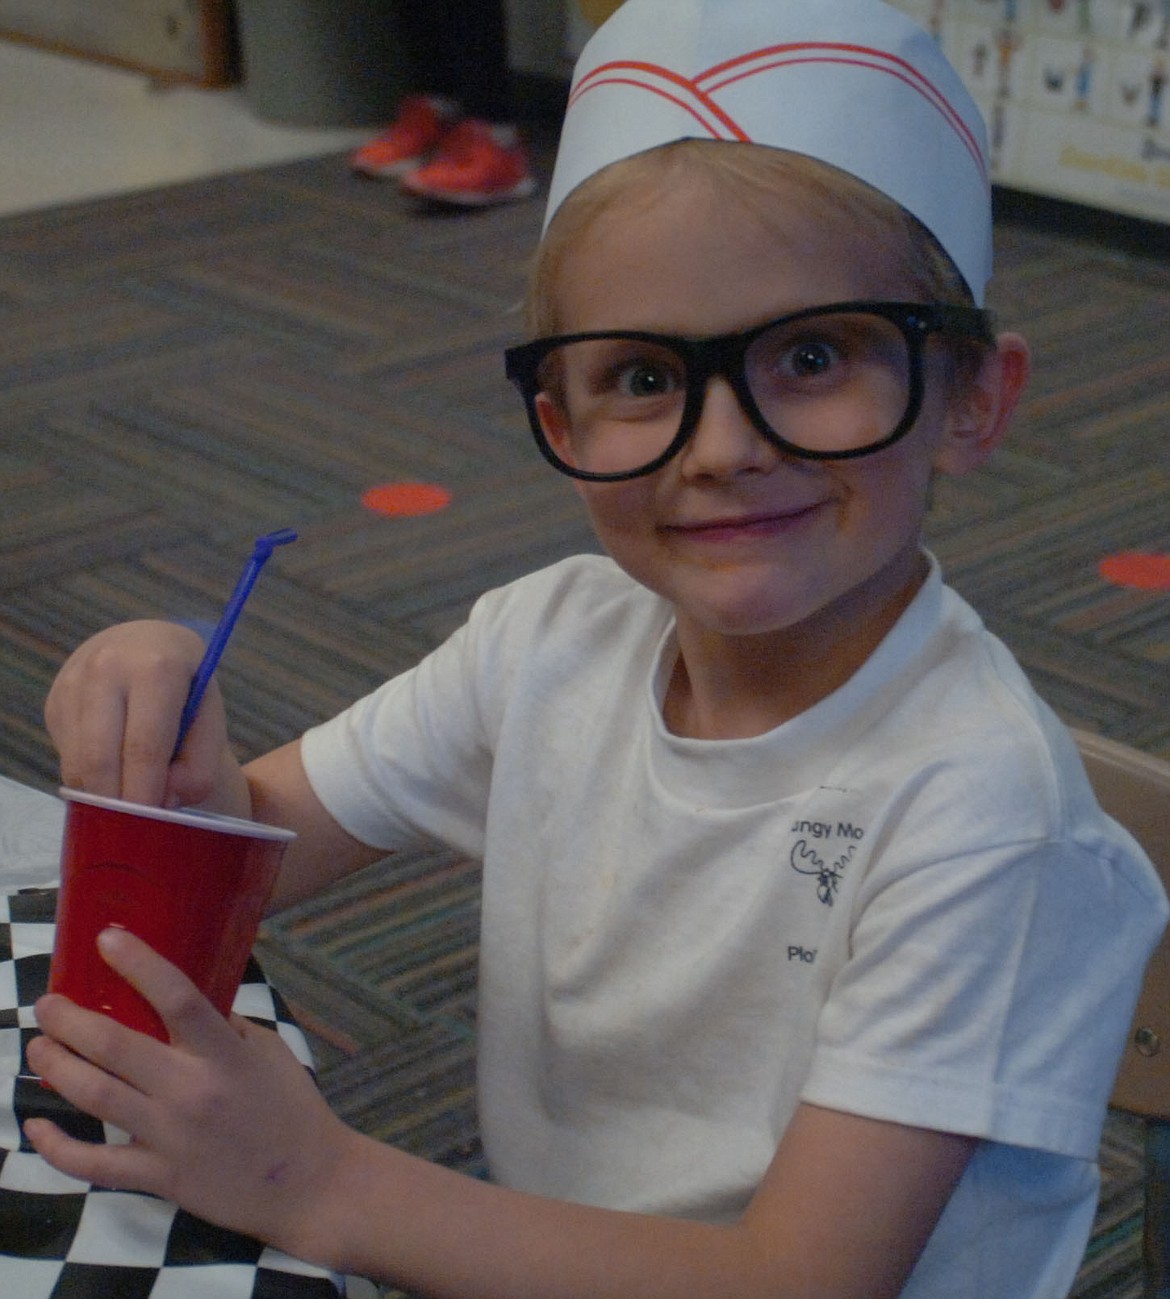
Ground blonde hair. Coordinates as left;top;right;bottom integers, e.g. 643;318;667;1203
526;140;977;337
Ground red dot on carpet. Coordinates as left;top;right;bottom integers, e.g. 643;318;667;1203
362;482;452;517
1098;552;1170;591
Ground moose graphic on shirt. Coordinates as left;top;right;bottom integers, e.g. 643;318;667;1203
789;819;863;906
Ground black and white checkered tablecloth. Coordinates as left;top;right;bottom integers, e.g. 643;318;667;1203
0;885;347;1299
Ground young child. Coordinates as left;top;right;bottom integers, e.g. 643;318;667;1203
26;3;1167;1297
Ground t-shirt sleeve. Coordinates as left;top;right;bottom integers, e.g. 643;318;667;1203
300;614;494;859
801;822;1163;1160
299;556;637;857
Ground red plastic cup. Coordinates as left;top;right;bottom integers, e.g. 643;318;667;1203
48;789;296;1042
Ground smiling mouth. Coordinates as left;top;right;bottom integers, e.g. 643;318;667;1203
666;503;826;537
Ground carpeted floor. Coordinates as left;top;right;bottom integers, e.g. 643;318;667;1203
1;137;1168;1297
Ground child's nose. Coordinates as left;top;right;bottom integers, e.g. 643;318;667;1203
678;377;781;477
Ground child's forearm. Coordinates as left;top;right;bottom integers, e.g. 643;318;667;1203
291;1102;971;1299
305;1137;776;1299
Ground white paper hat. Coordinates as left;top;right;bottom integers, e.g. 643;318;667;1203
546;0;992;303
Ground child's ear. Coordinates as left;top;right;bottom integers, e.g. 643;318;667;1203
933;332;1030;475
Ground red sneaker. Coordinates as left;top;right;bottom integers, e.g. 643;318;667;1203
399;120;537;206
351;96;457;178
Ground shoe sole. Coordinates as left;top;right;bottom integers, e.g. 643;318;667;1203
399;175;539;206
351;155;429;179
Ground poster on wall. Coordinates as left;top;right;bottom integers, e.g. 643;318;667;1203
889;0;1170;223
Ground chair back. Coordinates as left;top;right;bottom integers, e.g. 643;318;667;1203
1074;729;1170;1119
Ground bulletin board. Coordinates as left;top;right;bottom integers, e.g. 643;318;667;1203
888;0;1170;224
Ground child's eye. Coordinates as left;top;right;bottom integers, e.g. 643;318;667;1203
614;360;681;398
783;339;840;380
753;319;878;393
582;341;684;403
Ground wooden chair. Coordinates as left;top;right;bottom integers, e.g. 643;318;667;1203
1074;729;1170;1298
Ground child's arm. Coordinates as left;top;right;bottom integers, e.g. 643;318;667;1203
44;622;385;906
322;1098;973;1299
27;929;974;1299
244;739;387;912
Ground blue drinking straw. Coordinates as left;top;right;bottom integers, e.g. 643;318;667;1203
172;529;298;759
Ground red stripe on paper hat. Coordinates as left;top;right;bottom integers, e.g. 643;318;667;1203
546;0;993;304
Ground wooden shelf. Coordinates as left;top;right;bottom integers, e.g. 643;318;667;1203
0;0;237;87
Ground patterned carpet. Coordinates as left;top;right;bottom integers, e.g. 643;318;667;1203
1;138;1168;1296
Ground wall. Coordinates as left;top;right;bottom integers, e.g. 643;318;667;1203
506;0;574;77
890;0;1170;225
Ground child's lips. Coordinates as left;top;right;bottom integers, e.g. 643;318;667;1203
665;502;826;540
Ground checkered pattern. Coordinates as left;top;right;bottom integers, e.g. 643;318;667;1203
0;888;346;1298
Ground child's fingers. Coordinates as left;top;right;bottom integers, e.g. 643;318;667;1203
23;1115;166;1197
164;685;229;808
48;671;133;801
117;700;182;808
93;928;237;1058
45;622;209;806
31;931;233;1104
117;663;197;807
24;1000;169;1160
25;1027;151;1138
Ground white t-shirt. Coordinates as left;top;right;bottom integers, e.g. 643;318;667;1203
301;553;1167;1299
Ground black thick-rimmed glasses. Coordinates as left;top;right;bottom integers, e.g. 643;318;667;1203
504;300;995;482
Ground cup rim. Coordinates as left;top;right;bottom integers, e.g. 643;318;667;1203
58;787;297;842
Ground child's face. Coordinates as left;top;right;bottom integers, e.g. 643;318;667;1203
544;170;1004;658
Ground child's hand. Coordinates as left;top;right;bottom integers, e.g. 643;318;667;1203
45;620;228;809
24;928;355;1262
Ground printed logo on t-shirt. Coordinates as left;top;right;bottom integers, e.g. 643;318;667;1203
789;818;864;906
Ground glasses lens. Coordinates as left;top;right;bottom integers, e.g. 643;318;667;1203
744;311;912;455
533;337;687;477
